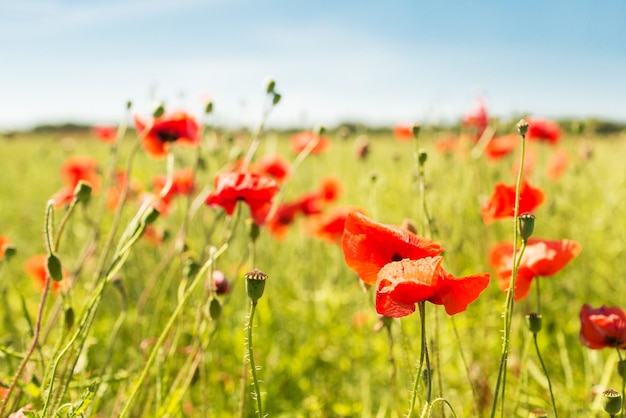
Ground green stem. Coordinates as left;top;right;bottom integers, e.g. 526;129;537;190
247;301;263;417
617;348;625;418
118;243;229;418
407;302;429;417
490;125;527;418
532;332;558;417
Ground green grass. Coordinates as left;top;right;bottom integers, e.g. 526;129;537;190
1;125;625;417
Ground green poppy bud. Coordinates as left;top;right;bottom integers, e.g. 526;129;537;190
526;312;542;334
245;269;268;305
3;245;16;261
74;180;92;204
418;150;428;166
272;93;281;106
205;100;214;114
412;123;421;139
209;297;222;320
65;306;75;330
247;219;260;243
152;103;165;118
142;206;160;226
265;78;276;94
47;253;63;282
519;213;536;242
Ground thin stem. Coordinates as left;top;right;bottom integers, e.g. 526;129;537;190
490;125;527;418
532;332;558;417
246;301;263;417
407;302;429;417
617;348;625;418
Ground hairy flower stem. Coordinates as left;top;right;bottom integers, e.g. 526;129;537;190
490;123;528;417
0;202;56;417
118;243;229;418
407;302;430;417
532;332;558;417
246;301;263;417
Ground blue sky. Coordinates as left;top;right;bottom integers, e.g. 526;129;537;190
1;0;625;129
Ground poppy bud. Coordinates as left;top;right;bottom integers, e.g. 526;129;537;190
517;119;529;137
272;93;281;106
183;255;199;280
152;103;165;118
245;269;267;305
519;213;535;242
265;78;276;94
73;180;92;204
126;100;132;110
209;296;222;320
529;409;548;418
618;360;626;379
205;101;214;114
315;125;326;137
3;245;17;261
65;306;75;330
247;219;260;243
47;253;63;282
526;312;542;334
412;123;421;139
418;150;428;166
212;270;231;295
602;389;622;415
142;206;160;226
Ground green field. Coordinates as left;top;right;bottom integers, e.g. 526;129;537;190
1;120;625;417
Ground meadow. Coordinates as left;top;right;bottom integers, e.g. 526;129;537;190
0;96;625;417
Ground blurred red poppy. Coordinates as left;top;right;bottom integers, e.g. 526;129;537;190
61;156;101;192
341;211;443;285
376;256;489;317
295;192;324;216
485;134;518;160
481;179;545;224
205;172;279;225
310;206;366;244
489;238;582;301
317;176;342;203
134;112;200;159
290;131;330;154
91;126;117;143
434;137;458;154
526;118;561;144
24;254;66;292
579;304;626;349
546;149;569;181
0;236;13;259
463;98;489;139
106;170;143;211
393;124;414;142
266;201;302;240
50;186;76;209
152;168;196;201
254;154;291;183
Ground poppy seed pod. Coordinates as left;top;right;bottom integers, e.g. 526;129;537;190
602;389;622;415
245;269;268;305
518;213;535;241
517;119;529;137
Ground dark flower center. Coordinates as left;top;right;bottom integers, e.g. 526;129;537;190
391;253;403;262
157;131;180;143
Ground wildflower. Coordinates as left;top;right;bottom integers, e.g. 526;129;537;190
254;154;291;183
485;134;518;160
579;304;626;349
489;238;582;301
151;167;196;200
341;211;443;285
106;170;142;211
60;155;101;192
526;118;561;144
309;206;366;244
91;126;117;143
376;256;490;317
546;148;569;181
205;171;279;225
290;131;330;154
24;254;66;293
266;201;302;240
481;179;545;224
463;98;489;139
317;176;342;203
134;111;199;159
393;124;414;142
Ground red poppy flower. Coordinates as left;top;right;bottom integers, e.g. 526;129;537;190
266;201;302;240
134;111;200;159
295;192;325;216
254;154;291;183
546;149;569;181
205;172;279;225
49;186;75;209
526;118;561;144
489;238;582;301
579;304;626;349
290;131;330;154
106;170;143;211
376;257;489;317
463;98;489;139
152;168;196;201
317;176;341;203
393;124;414;142
61;156;101;192
434;137;458;154
341;211;443;285
485;134;518;160
310;206;366;244
24;254;66;293
481;179;545;224
91;126;117;143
